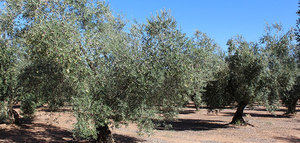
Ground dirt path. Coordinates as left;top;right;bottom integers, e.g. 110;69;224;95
0;105;299;143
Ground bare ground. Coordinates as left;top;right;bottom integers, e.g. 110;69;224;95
0;104;299;143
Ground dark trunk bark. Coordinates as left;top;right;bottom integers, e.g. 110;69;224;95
8;108;20;125
230;102;247;125
285;98;298;115
96;124;114;143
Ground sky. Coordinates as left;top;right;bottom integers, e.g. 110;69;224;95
0;0;298;51
109;0;299;51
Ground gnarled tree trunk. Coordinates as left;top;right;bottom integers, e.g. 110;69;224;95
96;124;114;143
8;108;20;125
230;101;247;125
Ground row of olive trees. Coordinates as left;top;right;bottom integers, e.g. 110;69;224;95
0;1;220;142
203;24;298;124
0;0;298;142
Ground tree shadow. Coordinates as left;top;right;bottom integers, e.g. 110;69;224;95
0;122;145;143
113;134;145;143
179;109;195;114
274;136;300;143
40;108;72;113
250;108;300;112
154;119;230;131
247;104;300;112
222;112;291;119
0;123;74;142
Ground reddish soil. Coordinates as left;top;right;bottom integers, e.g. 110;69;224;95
0;105;299;143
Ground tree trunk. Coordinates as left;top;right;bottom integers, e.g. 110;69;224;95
230;102;247;125
8;108;20;125
96;124;114;143
285;98;298;115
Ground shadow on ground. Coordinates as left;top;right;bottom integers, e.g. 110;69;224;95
0;123;145;143
245;104;300;113
113;134;145;143
154;119;230;131
250;108;300;113
0;123;73;142
179;109;196;114
40;108;72;113
274;136;300;143
222;112;291;119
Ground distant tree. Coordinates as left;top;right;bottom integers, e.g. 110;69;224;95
204;24;297;124
282;77;299;115
204;36;268;124
184;31;224;110
280;5;300;115
136;9;192;115
260;24;297;115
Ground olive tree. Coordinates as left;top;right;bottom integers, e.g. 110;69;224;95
136;10;192;115
260;24;297;114
0;35;23;123
282;76;299;115
0;0;27;124
19;4;79;112
204;36;269;124
0;0;85;121
0;1;193;141
204;24;297;124
184;31;224;110
72;7;196;142
281;4;300;115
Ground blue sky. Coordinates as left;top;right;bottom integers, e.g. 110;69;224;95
109;0;298;50
0;0;298;51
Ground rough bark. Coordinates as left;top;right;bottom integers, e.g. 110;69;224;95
96;124;114;143
230;102;247;125
8;108;20;125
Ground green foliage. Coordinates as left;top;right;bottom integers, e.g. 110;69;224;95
203;24;297;123
227;37;267;105
71;7;197;140
137;9;191;116
0;37;19;102
184;31;224;106
0;0;82;122
20;93;37;119
204;36;267;109
296;3;300;47
203;64;231;109
260;24;297;112
0;101;9;123
0;1;25;123
18;0;81;111
281;3;300;114
19;59;74;111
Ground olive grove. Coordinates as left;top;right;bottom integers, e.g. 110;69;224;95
0;0;299;143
